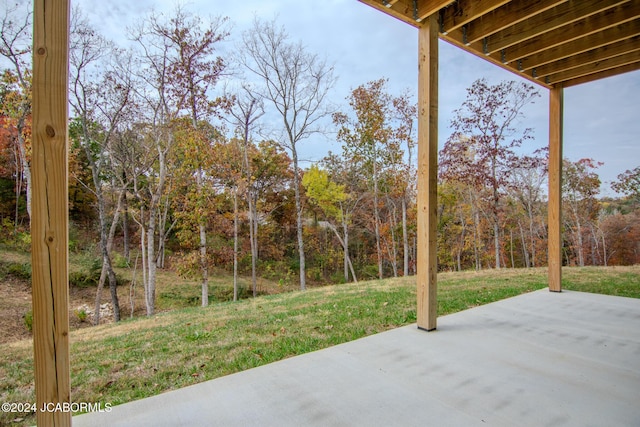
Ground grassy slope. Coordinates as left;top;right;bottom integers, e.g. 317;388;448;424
1;265;638;426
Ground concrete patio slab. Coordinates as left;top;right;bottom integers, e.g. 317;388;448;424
74;289;640;426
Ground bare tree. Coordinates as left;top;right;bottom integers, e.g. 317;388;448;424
440;79;540;269
130;13;177;316
69;9;140;323
508;153;547;267
333;79;398;280
146;6;230;307
392;92;417;276
228;85;264;298
241;18;335;291
563;158;602;267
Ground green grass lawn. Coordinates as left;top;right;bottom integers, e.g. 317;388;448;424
1;265;638;426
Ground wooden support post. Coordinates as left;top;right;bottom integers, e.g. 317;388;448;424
417;14;438;331
548;85;563;293
31;0;71;425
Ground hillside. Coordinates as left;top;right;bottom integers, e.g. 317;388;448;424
1;249;638;426
0;248;288;345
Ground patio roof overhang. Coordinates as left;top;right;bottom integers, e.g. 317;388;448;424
357;0;640;331
358;0;640;89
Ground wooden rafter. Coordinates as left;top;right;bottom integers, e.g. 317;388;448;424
483;0;628;55
363;0;454;25
535;36;640;79
463;0;566;44
547;49;640;85
439;0;511;35
497;2;640;63
358;0;640;88
563;61;640;87
521;19;640;71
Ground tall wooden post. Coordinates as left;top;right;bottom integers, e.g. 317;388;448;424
417;14;439;331
31;0;71;425
548;85;563;293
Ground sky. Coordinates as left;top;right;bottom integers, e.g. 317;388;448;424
74;0;640;196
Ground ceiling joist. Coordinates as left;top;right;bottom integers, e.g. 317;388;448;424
439;0;510;34
462;0;566;45
534;36;640;79
482;0;629;55
358;0;640;88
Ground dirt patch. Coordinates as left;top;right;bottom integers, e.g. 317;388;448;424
0;276;104;345
0;276;32;343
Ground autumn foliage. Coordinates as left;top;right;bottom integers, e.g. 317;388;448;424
1;3;638;322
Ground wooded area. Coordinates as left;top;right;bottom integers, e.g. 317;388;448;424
1;2;639;321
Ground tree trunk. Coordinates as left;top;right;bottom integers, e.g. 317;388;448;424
248;190;258;297
122;172;130;261
105;255;120;321
329;220;357;283
602;231;608;266
519;221;530;268
575;217;584;267
373;160;383;279
197;168;209;307
493;209;501;269
143;137;170;316
509;229;515;268
16;117;32;220
233;187;239;302
200;220;208;307
156;196;172;268
291;149;306;290
402;194;409;276
94;266;105;326
14;145;22;234
139;208;148;310
472;197;481;271
341;208;350;282
130;254;139;318
94;191;125;325
527;202;536;267
387;197;399;278
146;215;157;316
458;208;467;272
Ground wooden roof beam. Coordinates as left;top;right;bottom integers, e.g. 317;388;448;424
415;0;456;23
440;1;632;66
465;0;567;44
499;1;640;64
547;49;640;85
439;0;510;35
485;0;629;55
520;19;640;71
358;0;420;27
534;36;640;78
358;0;454;25
563;61;640;87
439;33;553;89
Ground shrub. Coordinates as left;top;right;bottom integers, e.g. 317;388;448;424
69;254;102;287
0;262;31;280
23;309;33;333
69;269;99;288
112;252;130;268
75;308;88;322
210;284;253;302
